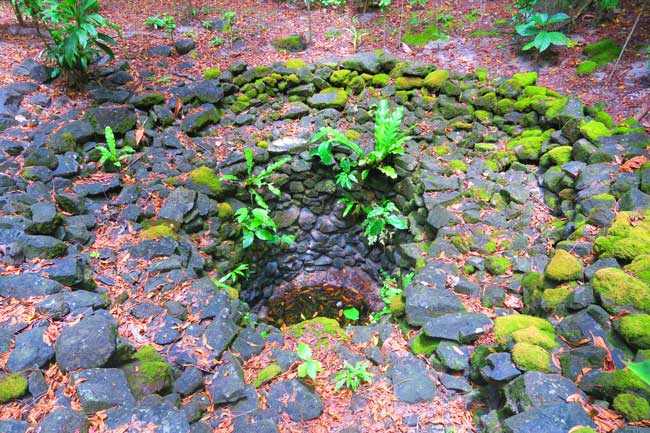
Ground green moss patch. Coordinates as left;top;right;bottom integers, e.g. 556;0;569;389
423;70;450;89
189;166;223;197
254;363;282;387
594;211;650;261
625;255;650;283
0;374;28;403
494;314;554;344
584;39;622;66
545;249;583;282
618;314;650;349
511;342;552;373
402;24;448;46
140;222;178;240
204;67;221;80
576;61;598;76
285;317;348;343
592;268;650;314
485;256;510;275
591;370;650;399
511;326;559;350
409;332;439;355
613;393;650;421
580;120;612;142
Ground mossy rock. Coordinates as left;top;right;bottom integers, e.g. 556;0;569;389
140;222;178;240
449;160;467;172
402;24;446;46
512;71;537;87
545;249;583;282
511;326;559;350
540;287;572;311
204;67;221;80
544;146;573;166
330;69;352;86
511;342;552;373
286;59;308;70
618;314;650;349
593;211;650;261
588;369;650;399
576;61;597;76
570;428;596;433
0;374;28;403
285;317;348;344
389;295;405;317
271;34;307;52
395;76;424;90
307;88;348;110
485;256;510;275
625;255;650;283
408;332;439;356
580;120;612;142
613;393;650;421
124;346;174;400
494;314;554;344
254;363;282;387
371;73;390;87
592;268;650;314
584;39;621;66
188;166;223;197
423;70;450;90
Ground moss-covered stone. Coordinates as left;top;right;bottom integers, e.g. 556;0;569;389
540;287;572;310
286;59;308;70
307;88;348;110
449;160;467;172
189;166;223;197
494;314;554;344
625;255;650;283
423;70;450;90
613;393;650;421
389;295;405;317
485;256;510;275
475;67;488;82
204;67;221;80
584;39;621;66
409;332;439;355
140;223;178;240
590;370;650;399
402;24;446;46
511;342;552;373
330;69;351;86
371;73;390;87
395;76;424;90
618;314;650;349
592;268;650;314
511;326;559;350
513;71;537;87
254;363;282;387
545;249;583;282
285;317;348;343
271;34;307;52
545;146;573;166
580;120;612;142
594;211;650;261
0;374;28;403
496;98;514;115
576;61;598;76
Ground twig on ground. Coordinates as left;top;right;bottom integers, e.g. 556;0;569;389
608;5;644;81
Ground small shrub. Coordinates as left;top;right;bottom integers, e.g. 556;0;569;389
296;343;322;380
97;126;135;168
516;13;570;53
334;361;373;392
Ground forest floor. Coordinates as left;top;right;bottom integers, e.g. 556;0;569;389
0;0;648;126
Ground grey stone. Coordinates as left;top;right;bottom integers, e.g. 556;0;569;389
35;408;88;433
341;52;381;74
16;234;67;259
267;380;323;421
72;368;135;413
405;284;466;327
174;38;195;55
159;187;197;224
503;402;595;433
268;137;308;153
208;352;246;404
174;366;204;396
0;420;29;433
55;315;117;372
422;312;492;343
203;317;238;357
7;327;54;372
0;274;63;298
480;352;521;383
104;397;190;433
504;372;581;414
387;355;436;403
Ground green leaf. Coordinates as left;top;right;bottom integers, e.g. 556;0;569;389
378;165;397;179
546;31;569;47
627;361;650;386
387;214;408;230
547;12;570;24
296;343;312;361
242;231;254;248
255;228;274;241
522;40;536;51
221;174;238;181
534;32;553;52
343;307;360;321
304;359;322;379
244;148;254;176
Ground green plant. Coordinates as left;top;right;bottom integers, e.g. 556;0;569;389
325;28;342;40
334;361;372;392
339;193;364;218
627;360;650;386
9;0;42;26
310;99;412;180
409;0;427;7
598;0;618;9
343;307;360;321
346;24;367;52
361;200;408;245
222;10;235;32
209;36;224;47
335;158;359;191
201;19;211;29
242;148;291;210
436;13;455;25
370;271;410;321
96;126;134;168
214;263;249;290
144;13;176;37
296;343;322;380
234;207;294;248
516;12;570;52
88;251;100;259
39;0;119;82
154;75;172;84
